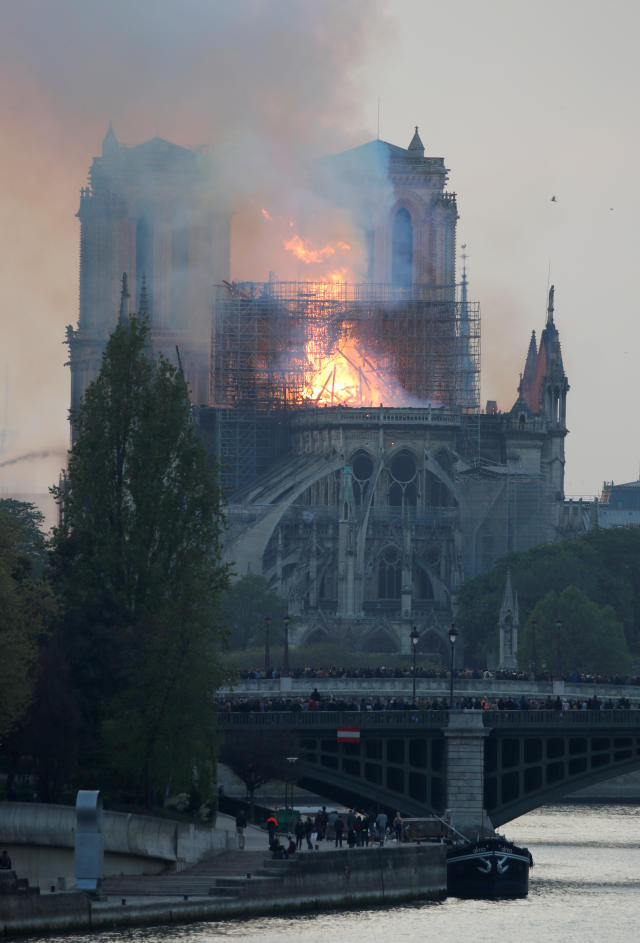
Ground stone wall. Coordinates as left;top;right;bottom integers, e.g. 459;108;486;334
0;803;235;891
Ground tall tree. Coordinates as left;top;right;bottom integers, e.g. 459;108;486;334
517;587;631;677
0;501;53;739
51;315;229;807
457;528;640;667
221;574;287;650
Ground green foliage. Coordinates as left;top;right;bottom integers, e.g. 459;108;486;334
221;575;287;649
517;587;631;676
223;644;440;674
457;528;640;668
0;501;54;738
50;315;229;806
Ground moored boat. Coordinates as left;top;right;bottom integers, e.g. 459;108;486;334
446;835;533;899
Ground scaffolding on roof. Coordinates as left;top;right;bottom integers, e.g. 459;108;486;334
210;280;481;412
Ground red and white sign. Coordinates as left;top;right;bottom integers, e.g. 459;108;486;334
337;726;360;743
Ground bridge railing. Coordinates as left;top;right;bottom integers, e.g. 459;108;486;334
484;709;640;727
216;709;640;730
216;710;449;728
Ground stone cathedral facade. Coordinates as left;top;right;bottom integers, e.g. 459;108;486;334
67;126;574;659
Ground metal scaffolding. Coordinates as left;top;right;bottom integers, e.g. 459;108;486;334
210;280;480;412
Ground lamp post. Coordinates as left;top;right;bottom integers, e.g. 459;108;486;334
264;616;271;677
285;756;299;809
448;623;458;708
283;614;290;677
410;625;420;704
555;618;562;680
531;618;537;678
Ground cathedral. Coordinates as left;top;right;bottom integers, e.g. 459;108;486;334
67;125;572;661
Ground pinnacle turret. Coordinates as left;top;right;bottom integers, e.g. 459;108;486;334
546;284;555;328
408;126;425;156
102;120;120;159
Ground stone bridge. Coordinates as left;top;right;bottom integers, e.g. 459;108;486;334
217;709;640;831
219;676;640;705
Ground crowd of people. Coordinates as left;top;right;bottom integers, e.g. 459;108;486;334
236;665;640;686
216;691;638;713
262;806;401;858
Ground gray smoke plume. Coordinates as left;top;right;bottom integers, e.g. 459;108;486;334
0;0;391;498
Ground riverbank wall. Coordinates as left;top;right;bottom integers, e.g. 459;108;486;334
0;802;235;891
0;844;446;937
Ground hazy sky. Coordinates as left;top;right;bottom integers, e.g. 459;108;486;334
1;0;638;512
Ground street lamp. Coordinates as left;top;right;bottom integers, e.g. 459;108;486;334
410;625;420;704
264;615;271;677
531;618;537;678
555;618;562;680
283;614;290;677
285;756;299;809
448;623;458;708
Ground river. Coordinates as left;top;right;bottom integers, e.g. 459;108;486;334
27;804;640;943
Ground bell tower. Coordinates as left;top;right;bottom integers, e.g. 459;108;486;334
324;127;458;292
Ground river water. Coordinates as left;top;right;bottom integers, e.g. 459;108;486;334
30;804;640;943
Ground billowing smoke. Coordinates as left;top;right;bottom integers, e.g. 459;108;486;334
0;450;66;469
0;0;391;504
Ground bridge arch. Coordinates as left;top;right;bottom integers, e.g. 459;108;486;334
217;711;640;828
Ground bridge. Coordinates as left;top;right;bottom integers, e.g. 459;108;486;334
219;676;640;705
217;710;640;831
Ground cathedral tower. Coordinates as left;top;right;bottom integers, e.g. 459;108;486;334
319;128;458;291
68;124;231;421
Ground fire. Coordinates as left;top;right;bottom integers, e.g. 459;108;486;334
303;338;420;408
283;234;337;264
261;207;271;220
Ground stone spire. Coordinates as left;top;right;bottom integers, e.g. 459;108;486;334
408;126;425;157
118;272;130;324
498;569;519;668
523;331;537;385
499;569;518;622
102;120;120;159
546;284;555;328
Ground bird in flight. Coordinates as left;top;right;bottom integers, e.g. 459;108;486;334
551;195;558;202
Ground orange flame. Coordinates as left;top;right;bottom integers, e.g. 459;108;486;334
283;234;337;264
303;338;420;408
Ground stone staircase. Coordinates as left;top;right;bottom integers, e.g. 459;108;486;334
101;852;296;901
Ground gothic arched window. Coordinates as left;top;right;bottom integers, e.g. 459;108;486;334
378;546;402;599
392;208;413;288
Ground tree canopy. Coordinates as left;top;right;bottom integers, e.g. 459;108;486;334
517;586;631;676
0;500;53;738
51;315;229;807
457;527;640;670
221;574;287;650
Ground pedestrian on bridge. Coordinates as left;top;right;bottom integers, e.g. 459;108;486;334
304;816;314;850
235;809;247;850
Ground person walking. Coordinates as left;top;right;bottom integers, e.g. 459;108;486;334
304;816;314;850
266;815;278;849
393;811;403;843
235;809;247;850
334;816;344;847
295;817;305;851
376;810;388;844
